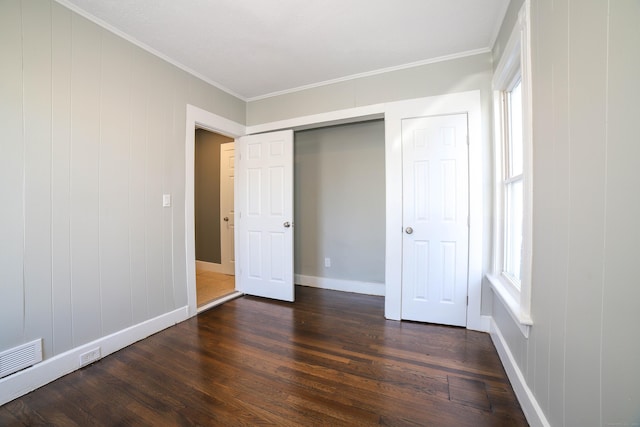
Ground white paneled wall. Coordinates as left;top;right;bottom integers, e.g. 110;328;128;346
0;0;26;357
0;0;245;360
491;1;640;426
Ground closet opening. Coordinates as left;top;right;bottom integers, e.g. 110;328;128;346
292;119;386;299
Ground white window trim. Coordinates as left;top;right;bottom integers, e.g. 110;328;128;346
488;0;533;338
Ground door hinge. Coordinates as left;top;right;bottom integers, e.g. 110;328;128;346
466;135;470;145
467;296;469;306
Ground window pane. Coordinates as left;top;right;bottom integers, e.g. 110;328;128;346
509;80;523;177
505;179;523;283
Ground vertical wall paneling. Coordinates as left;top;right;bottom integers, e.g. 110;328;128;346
144;54;168;318
128;50;150;325
70;14;103;345
51;1;74;355
546;0;571;424
564;1;608;425
161;67;176;312
0;0;26;351
528;0;552;412
22;0;54;358
99;31;133;335
1;0;246;381
493;0;640;425
170;70;190;308
601;1;640;423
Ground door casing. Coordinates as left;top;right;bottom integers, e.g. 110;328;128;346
185;91;486;331
185;105;244;317
219;142;235;275
384;91;485;331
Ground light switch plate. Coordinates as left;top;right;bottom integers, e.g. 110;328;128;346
162;194;171;207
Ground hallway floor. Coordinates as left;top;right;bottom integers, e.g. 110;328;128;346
196;269;235;306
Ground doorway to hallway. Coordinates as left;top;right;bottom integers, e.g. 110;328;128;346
194;128;236;308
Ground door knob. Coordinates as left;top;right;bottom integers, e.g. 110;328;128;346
405;227;413;234
223;217;229;222
283;221;291;228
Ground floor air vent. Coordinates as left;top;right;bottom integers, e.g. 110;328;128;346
0;339;43;379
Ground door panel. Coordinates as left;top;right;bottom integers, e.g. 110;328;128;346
237;130;294;302
220;142;235;275
401;114;468;326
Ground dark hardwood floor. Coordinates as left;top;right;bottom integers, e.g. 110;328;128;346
0;286;528;426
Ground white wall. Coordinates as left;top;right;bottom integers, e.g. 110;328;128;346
490;0;640;425
294;121;385;285
0;0;245;361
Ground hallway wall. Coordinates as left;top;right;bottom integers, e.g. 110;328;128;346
194;129;233;264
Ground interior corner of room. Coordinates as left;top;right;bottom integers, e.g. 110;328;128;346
2;0;639;426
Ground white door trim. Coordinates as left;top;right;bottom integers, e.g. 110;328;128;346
185;104;245;317
220;142;235;275
385;91;485;330
245;104;385;134
186;93;486;332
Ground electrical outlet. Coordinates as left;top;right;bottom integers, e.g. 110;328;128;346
79;347;102;367
325;257;331;268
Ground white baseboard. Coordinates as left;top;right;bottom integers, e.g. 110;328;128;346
196;260;231;274
467;314;491;333
197;291;243;313
0;306;189;406
490;318;550;427
295;274;385;296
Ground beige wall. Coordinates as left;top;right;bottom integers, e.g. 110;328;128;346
248;52;496;310
0;0;245;359
9;1;638;423
248;53;493;126
491;1;640;425
294;120;385;283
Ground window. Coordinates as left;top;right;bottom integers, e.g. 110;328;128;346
503;78;524;285
489;1;532;336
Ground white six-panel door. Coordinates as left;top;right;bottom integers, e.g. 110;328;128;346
220;142;235;275
236;130;294;302
401;114;469;326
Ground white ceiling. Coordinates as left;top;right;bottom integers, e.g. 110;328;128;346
60;0;510;100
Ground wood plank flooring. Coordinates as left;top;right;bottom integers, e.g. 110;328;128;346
0;287;528;426
196;270;235;306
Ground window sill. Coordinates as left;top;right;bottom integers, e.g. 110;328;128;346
486;274;532;338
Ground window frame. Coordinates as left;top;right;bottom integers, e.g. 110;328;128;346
502;78;524;286
489;1;533;337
